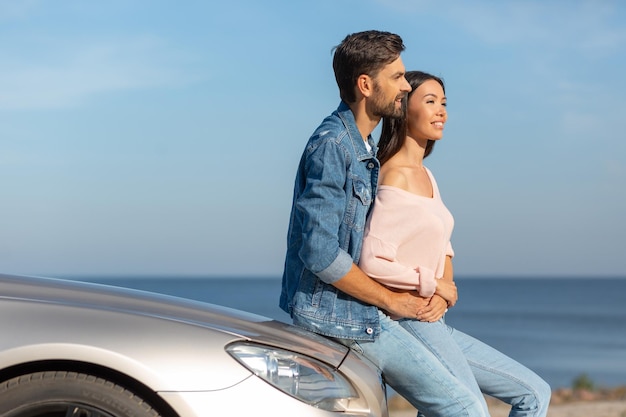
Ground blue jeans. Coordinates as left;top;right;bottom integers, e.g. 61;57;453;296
401;314;551;417
338;311;551;417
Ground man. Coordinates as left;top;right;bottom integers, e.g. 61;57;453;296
279;30;489;417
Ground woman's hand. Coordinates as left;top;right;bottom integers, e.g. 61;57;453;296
416;295;448;322
434;279;457;307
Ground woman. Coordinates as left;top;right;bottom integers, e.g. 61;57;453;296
360;71;551;417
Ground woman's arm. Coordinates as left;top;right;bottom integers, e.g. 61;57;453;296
359;235;437;297
416;256;457;322
435;255;457;307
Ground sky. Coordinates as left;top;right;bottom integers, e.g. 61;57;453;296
1;0;625;279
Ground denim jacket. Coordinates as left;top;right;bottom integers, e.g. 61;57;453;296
279;102;381;341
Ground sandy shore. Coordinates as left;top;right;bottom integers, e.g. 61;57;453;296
389;396;626;417
390;400;626;417
487;399;626;417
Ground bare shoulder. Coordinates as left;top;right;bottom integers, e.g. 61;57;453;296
380;166;409;189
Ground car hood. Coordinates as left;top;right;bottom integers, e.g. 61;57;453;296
0;274;350;367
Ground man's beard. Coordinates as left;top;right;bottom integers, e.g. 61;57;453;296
371;82;404;119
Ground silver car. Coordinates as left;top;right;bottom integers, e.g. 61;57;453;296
0;274;388;417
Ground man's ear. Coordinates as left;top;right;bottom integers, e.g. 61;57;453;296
356;74;373;98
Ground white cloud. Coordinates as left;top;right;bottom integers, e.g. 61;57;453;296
0;0;39;21
379;0;626;55
0;35;203;110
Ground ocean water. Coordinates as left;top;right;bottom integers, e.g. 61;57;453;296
73;275;626;390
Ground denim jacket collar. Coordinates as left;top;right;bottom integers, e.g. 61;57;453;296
336;101;377;161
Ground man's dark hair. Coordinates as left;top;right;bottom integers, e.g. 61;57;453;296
332;30;405;104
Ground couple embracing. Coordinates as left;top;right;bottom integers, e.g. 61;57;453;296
279;30;550;417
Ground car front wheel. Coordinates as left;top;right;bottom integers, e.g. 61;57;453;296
0;371;162;417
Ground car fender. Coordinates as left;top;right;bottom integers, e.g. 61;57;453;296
0;299;252;391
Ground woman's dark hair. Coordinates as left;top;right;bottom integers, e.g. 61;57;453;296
332;30;405;104
377;71;445;166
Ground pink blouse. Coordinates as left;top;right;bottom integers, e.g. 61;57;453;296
359;168;454;297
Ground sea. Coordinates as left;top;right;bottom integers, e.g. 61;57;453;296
66;275;626;391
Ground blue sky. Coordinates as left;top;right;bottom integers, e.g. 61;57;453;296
1;0;625;278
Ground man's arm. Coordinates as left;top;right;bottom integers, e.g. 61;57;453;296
331;263;430;319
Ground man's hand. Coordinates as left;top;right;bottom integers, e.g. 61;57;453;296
416;295;448;322
383;290;431;319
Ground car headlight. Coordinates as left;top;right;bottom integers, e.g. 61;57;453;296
226;342;359;412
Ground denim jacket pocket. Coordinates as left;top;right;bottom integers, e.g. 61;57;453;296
353;178;372;205
345;177;372;231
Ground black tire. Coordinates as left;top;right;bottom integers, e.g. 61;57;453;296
0;371;162;417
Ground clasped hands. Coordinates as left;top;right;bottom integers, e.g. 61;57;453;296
386;279;457;323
